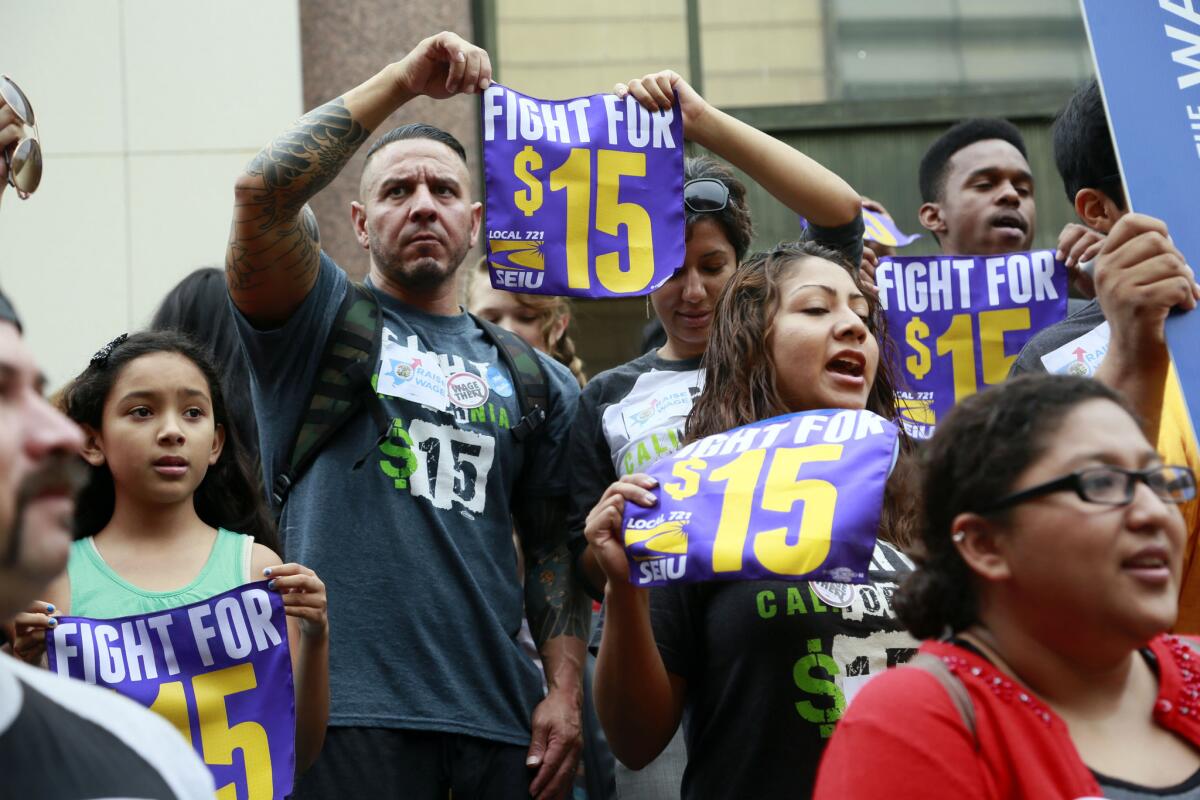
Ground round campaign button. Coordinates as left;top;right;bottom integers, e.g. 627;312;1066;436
487;364;514;398
446;371;490;409
810;581;857;609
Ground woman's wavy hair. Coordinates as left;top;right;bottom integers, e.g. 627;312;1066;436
469;258;587;387
685;240;915;547
61;330;278;550
894;374;1129;639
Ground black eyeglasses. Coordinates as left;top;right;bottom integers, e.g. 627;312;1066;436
978;465;1197;514
684;178;728;213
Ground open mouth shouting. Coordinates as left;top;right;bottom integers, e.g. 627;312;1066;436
988;210;1028;242
826;350;867;390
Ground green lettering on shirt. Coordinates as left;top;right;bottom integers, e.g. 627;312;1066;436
787;586;808;615
756;590;777;619
793;638;845;735
379;417;418;490
809;587;828;613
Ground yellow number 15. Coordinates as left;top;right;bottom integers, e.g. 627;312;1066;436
149;663;273;800
668;444;843;576
549;148;655;293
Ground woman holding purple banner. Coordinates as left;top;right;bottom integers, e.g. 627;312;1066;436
12;331;330;783
566;71;867;798
815;374;1200;798
585;239;918;799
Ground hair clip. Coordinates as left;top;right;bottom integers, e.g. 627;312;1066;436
89;333;129;368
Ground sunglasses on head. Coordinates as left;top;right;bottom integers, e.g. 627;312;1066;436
0;75;41;199
684;178;729;213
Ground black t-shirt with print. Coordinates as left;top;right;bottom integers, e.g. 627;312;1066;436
567;349;704;546
652;540;917;800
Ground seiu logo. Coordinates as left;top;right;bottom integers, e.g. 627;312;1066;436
639;556;687;582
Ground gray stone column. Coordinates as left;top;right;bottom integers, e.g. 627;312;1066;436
298;0;479;279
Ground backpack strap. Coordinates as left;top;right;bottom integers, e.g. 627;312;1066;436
271;282;383;513
470;313;549;442
906;652;979;748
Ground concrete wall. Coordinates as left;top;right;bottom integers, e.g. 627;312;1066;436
0;0;304;386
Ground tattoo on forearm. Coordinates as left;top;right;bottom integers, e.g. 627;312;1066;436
526;544;591;646
227;99;367;293
300;204;321;245
517;497;590;647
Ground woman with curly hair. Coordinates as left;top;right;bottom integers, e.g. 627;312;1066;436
566;69;867;798
815;374;1200;799
585;240;918;799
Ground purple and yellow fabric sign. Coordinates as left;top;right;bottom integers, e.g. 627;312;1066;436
862;208;921;248
875;250;1068;439
46;582;295;800
622;409;897;587
481;83;685;297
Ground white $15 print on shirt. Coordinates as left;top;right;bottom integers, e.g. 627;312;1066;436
406;419;496;513
373;329;500;513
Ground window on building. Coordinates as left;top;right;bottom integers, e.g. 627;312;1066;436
489;0;1092;108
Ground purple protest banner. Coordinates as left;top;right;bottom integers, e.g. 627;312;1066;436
622;409;897;587
481;83;685;298
875;250;1068;439
862;208;921;247
46;581;295;800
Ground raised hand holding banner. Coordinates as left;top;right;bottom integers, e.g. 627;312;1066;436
481;83;685;298
622;409;897;588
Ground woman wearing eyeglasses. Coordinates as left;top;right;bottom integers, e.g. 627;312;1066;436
566;71;864;799
814;373;1200;799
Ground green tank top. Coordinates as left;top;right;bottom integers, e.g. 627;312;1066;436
68;528;255;618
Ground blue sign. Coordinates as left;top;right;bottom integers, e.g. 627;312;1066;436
1080;0;1200;439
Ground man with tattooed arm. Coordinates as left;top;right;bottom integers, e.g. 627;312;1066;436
226;32;588;799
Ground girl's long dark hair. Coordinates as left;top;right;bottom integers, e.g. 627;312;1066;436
150;267;259;460
686;240;917;549
62;330;278;551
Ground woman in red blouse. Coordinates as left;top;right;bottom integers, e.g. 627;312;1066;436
815;374;1200;799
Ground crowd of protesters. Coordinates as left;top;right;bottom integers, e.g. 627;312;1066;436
1;28;1199;800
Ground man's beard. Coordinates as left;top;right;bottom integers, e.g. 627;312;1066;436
0;453;88;570
370;230;470;293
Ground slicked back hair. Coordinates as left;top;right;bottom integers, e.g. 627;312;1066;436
1053;78;1126;211
918;118;1028;203
363;123;468;173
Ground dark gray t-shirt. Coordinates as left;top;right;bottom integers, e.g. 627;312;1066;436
1010;299;1105;376
1098;768;1200;799
233;253;580;745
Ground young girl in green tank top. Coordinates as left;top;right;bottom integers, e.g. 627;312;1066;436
12;330;330;776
